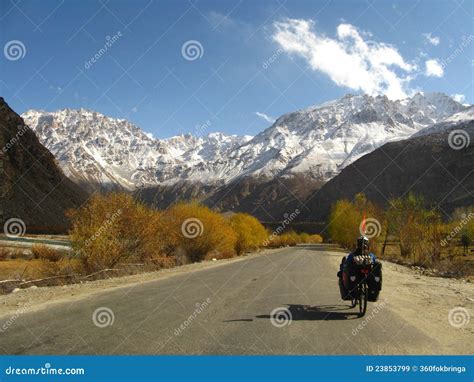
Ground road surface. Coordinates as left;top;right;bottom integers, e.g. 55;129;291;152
0;245;457;354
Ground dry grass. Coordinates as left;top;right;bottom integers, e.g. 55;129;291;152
31;244;64;262
382;242;473;277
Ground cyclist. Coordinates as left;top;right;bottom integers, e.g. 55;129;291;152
338;236;377;292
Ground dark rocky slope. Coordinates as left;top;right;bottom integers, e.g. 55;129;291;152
301;119;474;222
0;98;87;233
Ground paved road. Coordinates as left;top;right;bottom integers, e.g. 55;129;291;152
0;245;442;355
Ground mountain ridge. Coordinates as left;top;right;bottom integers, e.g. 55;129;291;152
22;92;468;193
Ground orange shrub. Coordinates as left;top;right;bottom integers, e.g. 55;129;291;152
68;193;162;271
160;202;237;262
307;234;323;243
229;213;268;254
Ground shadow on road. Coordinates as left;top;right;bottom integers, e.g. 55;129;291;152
258;304;359;321
224;304;359;323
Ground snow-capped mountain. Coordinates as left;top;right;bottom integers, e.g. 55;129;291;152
413;105;474;138
223;92;467;181
22;92;468;191
22;108;251;190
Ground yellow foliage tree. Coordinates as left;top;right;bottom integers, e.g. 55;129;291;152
161;202;237;262
68;193;162;271
328;193;383;252
229;213;268;254
386;193;441;264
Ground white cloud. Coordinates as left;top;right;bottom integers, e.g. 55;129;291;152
272;19;417;99
423;33;440;46
452;94;465;103
145;132;154;139
255;112;275;123
425;59;444;77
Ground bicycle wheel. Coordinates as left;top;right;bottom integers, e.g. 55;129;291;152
350;297;357;308
358;283;368;317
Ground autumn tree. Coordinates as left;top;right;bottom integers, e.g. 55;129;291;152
229;213;267;254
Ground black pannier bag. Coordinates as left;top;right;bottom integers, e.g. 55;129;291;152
337;257;352;300
338;271;352;300
338;258;383;302
367;261;382;302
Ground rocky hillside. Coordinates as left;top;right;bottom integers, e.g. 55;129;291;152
0;98;86;233
136;175;323;221
301;110;474;222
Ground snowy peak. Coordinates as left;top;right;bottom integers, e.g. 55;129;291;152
22;109;251;191
222;92;467;180
22;92;469;191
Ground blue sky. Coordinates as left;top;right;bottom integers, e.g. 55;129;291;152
1;0;473;138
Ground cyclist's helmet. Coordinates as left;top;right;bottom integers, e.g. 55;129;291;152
356;236;369;251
